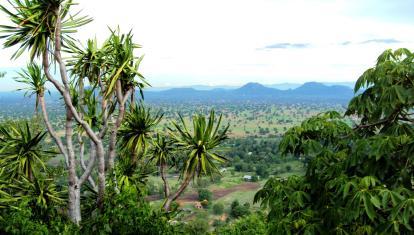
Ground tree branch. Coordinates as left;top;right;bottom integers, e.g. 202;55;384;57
78;133;96;188
39;94;69;167
79;139;97;186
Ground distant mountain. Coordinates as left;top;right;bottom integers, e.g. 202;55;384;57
292;82;354;97
144;82;354;104
0;82;355;105
323;82;355;89
268;83;301;90
235;82;277;95
145;82;355;92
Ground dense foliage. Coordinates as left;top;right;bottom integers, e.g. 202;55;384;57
255;48;414;234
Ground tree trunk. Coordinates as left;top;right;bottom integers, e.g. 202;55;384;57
39;93;69;166
79;137;96;189
160;163;170;198
68;184;81;225
163;172;193;211
28;164;33;182
96;142;106;210
108;81;127;171
66;109;81;224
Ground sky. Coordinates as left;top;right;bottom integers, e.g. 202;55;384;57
0;0;413;90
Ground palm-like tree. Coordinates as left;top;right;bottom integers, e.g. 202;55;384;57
0;177;18;214
163;110;229;211
15;63;48;112
149;134;175;198
14;176;64;216
0;0;92;60
104;28;148;98
118;103;163;166
0;122;54;181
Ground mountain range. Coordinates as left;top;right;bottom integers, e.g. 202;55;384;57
0;82;355;105
144;82;355;104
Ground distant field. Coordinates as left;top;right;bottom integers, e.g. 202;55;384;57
147;161;304;222
155;103;347;138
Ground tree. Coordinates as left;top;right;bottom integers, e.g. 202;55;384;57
184;216;209;235
198;188;212;202
0;122;53;181
149;134;175;198
15;63;48;113
230;200;250;218
0;0;146;224
255;164;268;179
255;48;414;234
213;202;224;215
215;213;267;235
118;103;163;167
163;110;229;211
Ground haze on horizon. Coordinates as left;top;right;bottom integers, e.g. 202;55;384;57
0;0;413;91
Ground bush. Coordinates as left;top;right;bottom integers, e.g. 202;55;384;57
198;188;212;202
215;213;267;235
0;200;78;235
83;190;176;234
213;203;224;215
234;163;243;172
184;218;209;235
212;219;225;227
195;178;210;188
230;200;250;218
255;164;269;178
0;204;49;235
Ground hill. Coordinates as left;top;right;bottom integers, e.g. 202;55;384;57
144;82;354;104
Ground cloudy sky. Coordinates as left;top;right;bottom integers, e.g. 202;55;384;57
0;0;413;90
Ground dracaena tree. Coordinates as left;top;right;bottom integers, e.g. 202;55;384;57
0;0;147;224
0;122;54;182
255;49;414;234
163;110;229;211
118;103;163;167
148;134;176;198
15;63;48;113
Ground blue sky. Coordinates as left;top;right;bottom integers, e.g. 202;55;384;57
0;0;413;91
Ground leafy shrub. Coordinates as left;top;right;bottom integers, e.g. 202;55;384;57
213;202;224;215
184;218;209;235
82;190;176;235
215;213;267;235
230;200;250;218
198;188;212;202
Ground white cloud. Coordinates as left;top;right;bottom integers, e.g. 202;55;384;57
0;0;413;89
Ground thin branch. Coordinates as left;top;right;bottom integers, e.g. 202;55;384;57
39;94;68;167
52;11;101;146
79;139;97;186
78;133;96;188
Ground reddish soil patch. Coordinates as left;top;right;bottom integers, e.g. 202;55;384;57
146;182;260;203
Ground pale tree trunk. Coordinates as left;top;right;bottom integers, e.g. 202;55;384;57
79;135;96;189
68;185;81;224
107;84;133;195
66;108;81;223
39;93;69;167
42;47;101;223
96;142;106;209
160;162;170;198
54;9;107;213
107;81;132;171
